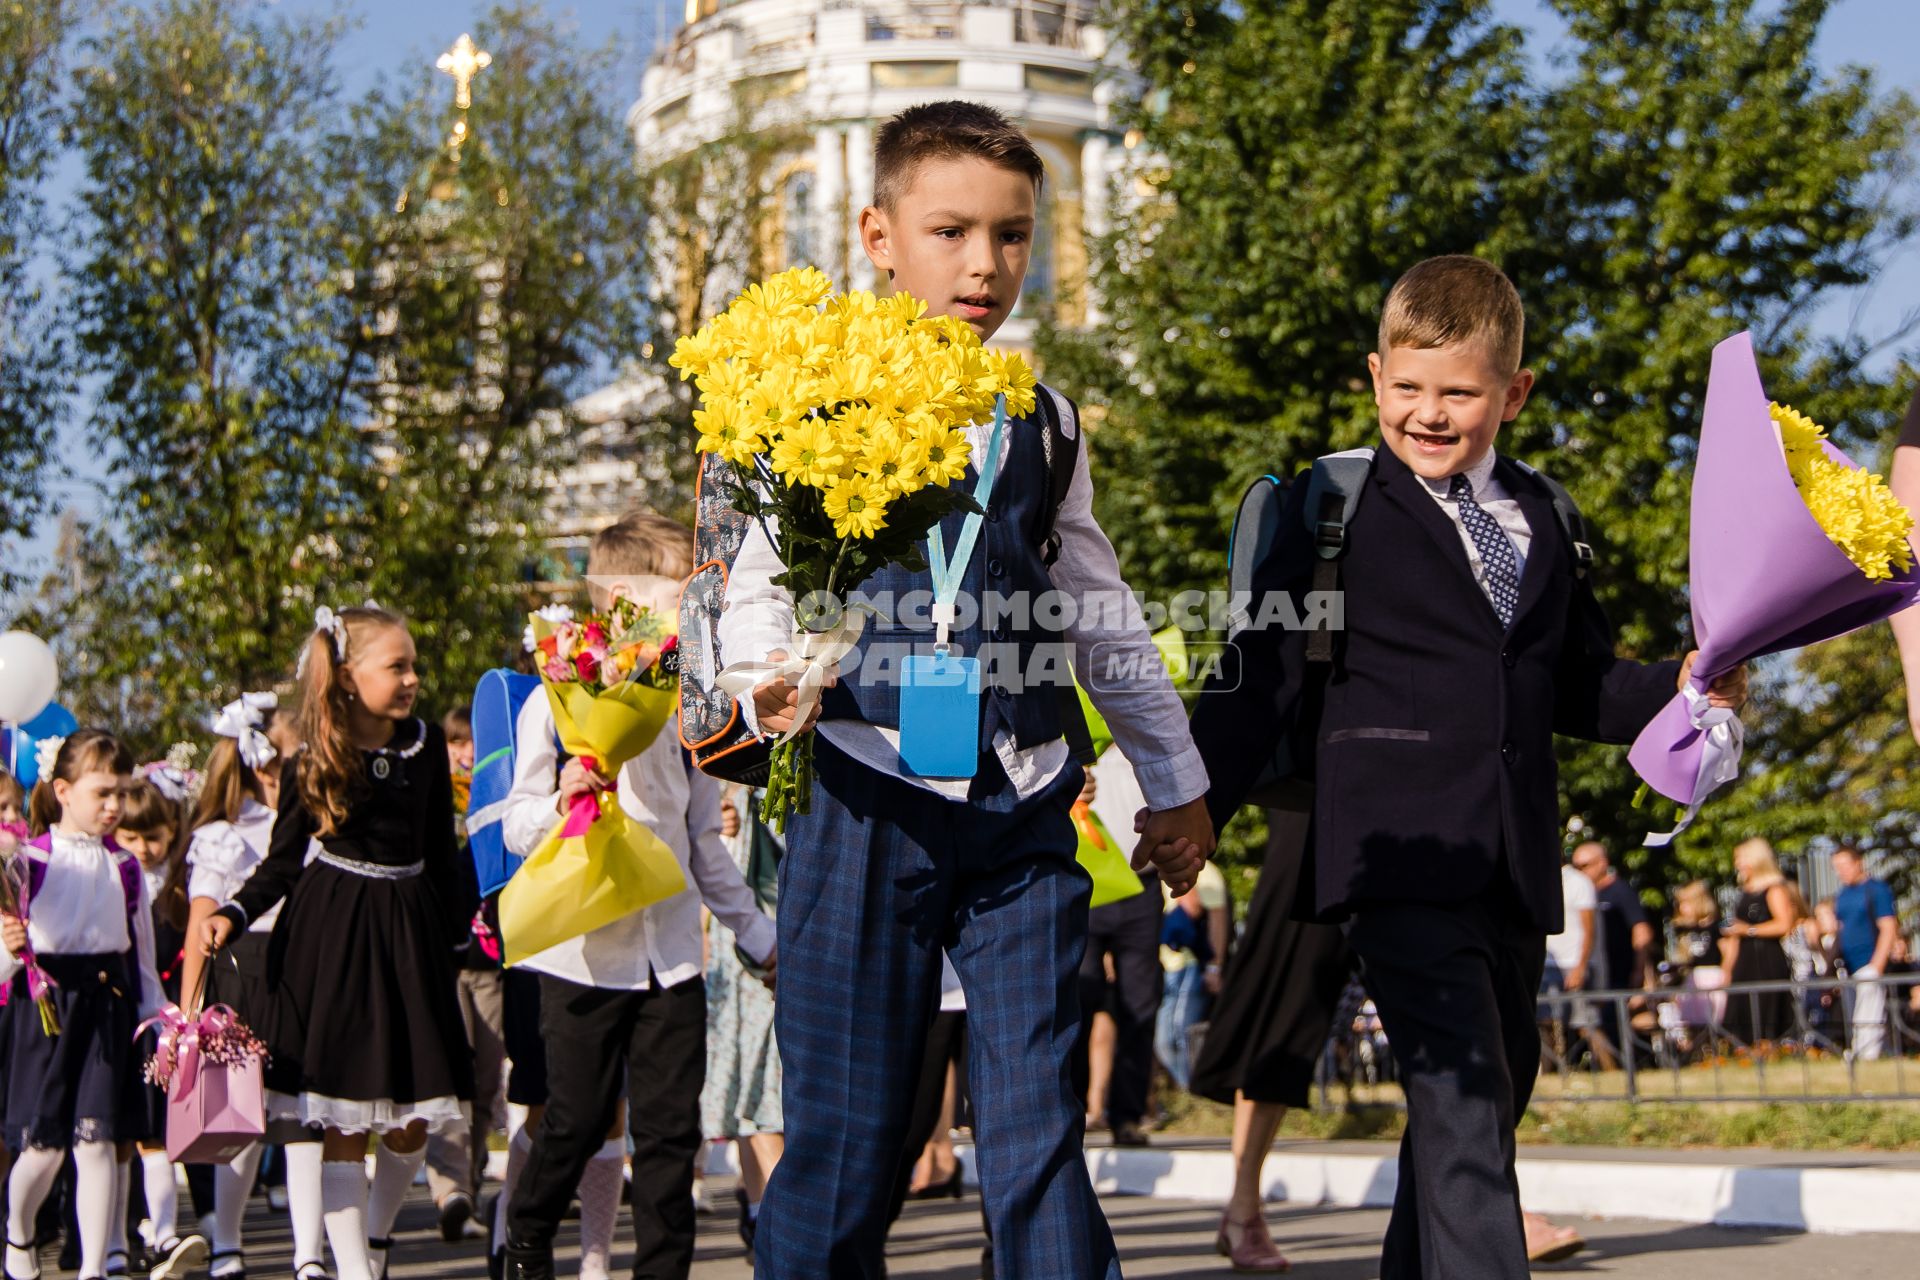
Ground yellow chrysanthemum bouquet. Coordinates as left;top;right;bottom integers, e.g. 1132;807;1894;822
1771;401;1914;581
671;267;1039;828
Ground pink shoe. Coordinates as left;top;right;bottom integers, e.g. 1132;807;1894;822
1215;1213;1292;1273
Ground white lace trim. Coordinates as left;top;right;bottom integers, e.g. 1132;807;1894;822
266;1089;467;1135
369;719;427;760
314;851;424;880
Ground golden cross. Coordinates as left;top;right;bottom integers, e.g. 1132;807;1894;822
436;33;491;111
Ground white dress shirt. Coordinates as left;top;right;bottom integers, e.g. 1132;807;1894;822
187;799;286;933
718;389;1209;812
0;831;166;1018
1419;449;1533;610
501;694;775;990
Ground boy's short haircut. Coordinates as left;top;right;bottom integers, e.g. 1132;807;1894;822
588;510;696;582
442;704;473;742
1379;254;1526;376
872;100;1046;212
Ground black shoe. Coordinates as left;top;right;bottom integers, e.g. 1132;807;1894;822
149;1234;208;1280
437;1191;474;1244
502;1242;554;1280
1111;1120;1150;1148
295;1261;332;1280
209;1249;246;1280
366;1238;390;1280
5;1235;43;1280
103;1249;131;1280
487;1246;505;1280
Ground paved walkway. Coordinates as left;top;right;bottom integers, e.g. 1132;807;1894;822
197;1177;1911;1280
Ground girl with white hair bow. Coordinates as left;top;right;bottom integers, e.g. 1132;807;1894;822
177;694;320;1280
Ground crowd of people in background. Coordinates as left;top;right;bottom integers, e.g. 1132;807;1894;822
1538;837;1920;1069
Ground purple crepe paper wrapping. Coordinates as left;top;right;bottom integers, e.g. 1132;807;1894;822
1627;331;1920;832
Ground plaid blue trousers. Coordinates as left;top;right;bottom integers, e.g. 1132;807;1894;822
756;737;1120;1279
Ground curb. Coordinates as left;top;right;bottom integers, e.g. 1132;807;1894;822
1057;1144;1920;1236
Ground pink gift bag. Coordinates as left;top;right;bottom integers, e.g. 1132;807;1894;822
165;1036;267;1163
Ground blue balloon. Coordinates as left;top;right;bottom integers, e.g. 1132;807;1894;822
6;702;77;788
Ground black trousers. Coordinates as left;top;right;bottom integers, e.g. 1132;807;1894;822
1346;884;1545;1280
1072;874;1164;1127
508;975;707;1280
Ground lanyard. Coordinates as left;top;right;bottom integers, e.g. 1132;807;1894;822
926;396;1008;654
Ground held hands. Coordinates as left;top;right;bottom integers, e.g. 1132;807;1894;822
200;913;235;957
1130;798;1215;897
1679;650;1749;711
2;913;26;956
752;649;836;737
558;757;613;814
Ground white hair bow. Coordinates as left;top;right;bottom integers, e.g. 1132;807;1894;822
142;762;193;803
33;735;65;782
296;604;352;678
212;691;280;771
524;604;575;653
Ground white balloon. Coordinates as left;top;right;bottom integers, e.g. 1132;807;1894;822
0;631;59;725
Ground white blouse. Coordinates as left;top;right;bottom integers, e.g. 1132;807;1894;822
187;799;282;933
0;831;166;1017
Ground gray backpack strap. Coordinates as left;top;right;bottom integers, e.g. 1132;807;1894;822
1301;450;1375;664
1508;459;1594;580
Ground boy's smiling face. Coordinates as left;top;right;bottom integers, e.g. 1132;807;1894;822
1368;340;1534;480
858;154;1037;341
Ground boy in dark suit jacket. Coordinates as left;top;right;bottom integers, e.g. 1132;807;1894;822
1160;256;1745;1279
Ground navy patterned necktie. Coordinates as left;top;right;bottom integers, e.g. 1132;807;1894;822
1449;472;1520;627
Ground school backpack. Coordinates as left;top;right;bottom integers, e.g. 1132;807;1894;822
1226;447;1595;808
679;386;1098;783
466;668;548;896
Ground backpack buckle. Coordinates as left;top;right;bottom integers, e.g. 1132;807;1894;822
1572;540;1594;578
1313;519;1346;559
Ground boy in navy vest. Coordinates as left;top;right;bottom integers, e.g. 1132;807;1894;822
1157;256;1747;1278
719;101;1211;1278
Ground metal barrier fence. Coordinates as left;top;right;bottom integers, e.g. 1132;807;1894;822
1315;971;1920;1107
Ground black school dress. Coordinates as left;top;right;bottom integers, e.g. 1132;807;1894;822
1189;803;1355;1108
1725;888;1796;1046
217;719;476;1134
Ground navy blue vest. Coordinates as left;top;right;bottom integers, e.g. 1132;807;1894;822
819;408;1068;751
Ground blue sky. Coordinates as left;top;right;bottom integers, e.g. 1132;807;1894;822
10;0;1919;582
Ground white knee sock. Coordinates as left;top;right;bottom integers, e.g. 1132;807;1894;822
283;1141;327;1269
73;1141;118;1280
492;1127;533;1253
107;1153;132;1264
212;1142;263;1269
139;1151;179;1247
576;1139;625;1280
365;1142;425;1244
320;1162;372;1280
7;1146;67;1274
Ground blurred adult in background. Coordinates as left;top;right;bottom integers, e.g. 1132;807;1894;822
1723;839;1805;1049
1543;853;1615;1070
1574;842;1653;1058
1155;860;1230;1091
1832;846;1898;1059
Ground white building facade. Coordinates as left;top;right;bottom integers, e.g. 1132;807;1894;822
633;0;1124;344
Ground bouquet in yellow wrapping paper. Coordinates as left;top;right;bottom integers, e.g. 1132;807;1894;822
1071;627;1195;908
498;606;687;965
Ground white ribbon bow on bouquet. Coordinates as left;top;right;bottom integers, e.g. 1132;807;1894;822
714;611;869;744
1643;681;1745;848
212;692;280;771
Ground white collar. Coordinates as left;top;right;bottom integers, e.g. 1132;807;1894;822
1422;449;1500;501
